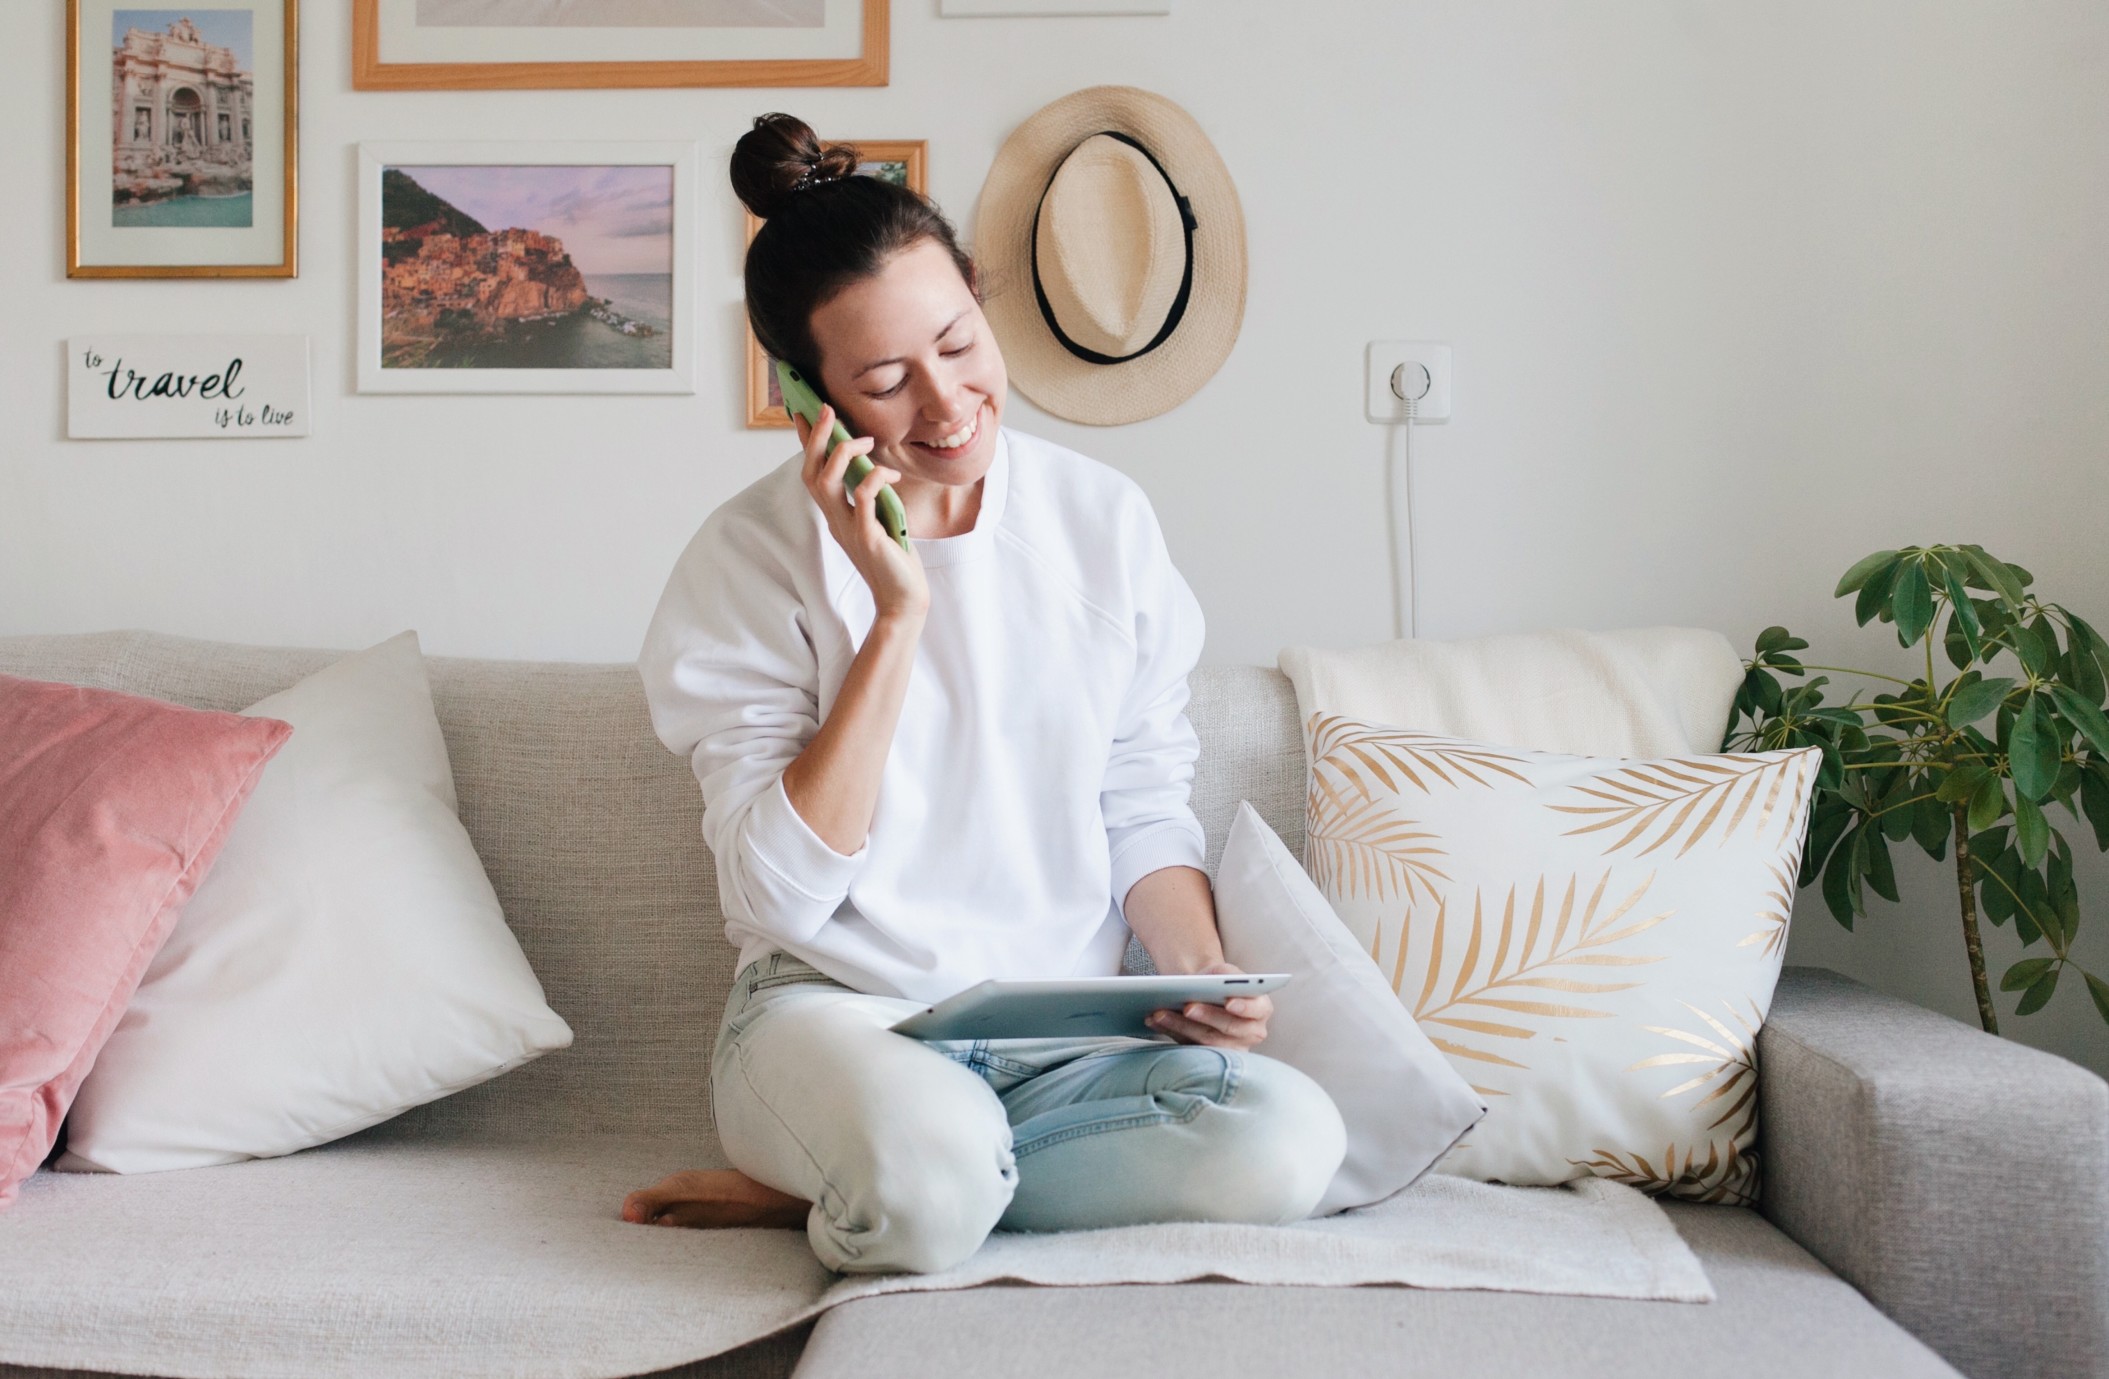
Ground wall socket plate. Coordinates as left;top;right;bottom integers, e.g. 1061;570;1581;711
1366;341;1452;423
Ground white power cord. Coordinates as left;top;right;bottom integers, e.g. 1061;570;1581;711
1386;363;1430;640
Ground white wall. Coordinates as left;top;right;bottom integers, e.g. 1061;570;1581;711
8;2;2108;1074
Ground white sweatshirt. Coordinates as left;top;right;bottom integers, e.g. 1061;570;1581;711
636;424;1210;1005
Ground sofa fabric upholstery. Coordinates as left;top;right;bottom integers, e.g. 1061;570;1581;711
1761;967;2109;1379
787;1202;1958;1379
0;629;2101;1379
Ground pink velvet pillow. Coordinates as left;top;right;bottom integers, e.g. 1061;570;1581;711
0;673;292;1208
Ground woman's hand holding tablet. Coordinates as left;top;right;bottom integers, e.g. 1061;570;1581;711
887;965;1290;1043
1144;959;1276;1051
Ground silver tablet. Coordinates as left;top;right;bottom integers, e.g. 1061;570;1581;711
888;973;1292;1041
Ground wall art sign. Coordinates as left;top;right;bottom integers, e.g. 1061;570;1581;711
353;0;886;90
68;334;311;438
357;141;697;395
68;1;299;278
743;140;924;427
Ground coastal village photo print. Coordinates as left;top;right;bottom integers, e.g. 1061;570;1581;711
380;164;674;370
112;11;256;227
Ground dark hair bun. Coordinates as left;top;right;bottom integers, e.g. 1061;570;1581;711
731;113;863;221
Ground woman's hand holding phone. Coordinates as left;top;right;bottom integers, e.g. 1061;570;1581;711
796;404;929;623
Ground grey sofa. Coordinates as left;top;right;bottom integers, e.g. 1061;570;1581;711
1;629;2104;1379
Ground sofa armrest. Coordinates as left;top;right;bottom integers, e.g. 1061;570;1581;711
1760;965;2109;1379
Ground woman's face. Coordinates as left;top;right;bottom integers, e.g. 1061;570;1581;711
809;237;1007;497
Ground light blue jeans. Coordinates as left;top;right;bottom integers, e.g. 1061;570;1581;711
711;952;1348;1275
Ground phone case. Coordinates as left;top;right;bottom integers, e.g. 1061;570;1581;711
775;361;912;553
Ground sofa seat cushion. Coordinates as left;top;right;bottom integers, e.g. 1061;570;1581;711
787;1202;1963;1379
0;1132;841;1379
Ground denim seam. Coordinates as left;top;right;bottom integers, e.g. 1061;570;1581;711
1010;1101;1204;1161
750;972;836;993
1010;1049;1239;1161
728;1024;860;1262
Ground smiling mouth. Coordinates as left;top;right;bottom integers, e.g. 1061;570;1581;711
911;404;983;454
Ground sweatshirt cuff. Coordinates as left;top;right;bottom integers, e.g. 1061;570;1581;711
746;772;870;899
1109;819;1208;923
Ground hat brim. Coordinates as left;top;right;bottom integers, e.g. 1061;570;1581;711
975;86;1247;427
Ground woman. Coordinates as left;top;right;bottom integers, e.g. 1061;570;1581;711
626;114;1344;1275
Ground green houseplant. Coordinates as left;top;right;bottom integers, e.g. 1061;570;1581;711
1725;545;2109;1035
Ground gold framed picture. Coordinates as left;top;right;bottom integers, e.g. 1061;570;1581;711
353;0;888;90
743;140;925;428
68;1;298;278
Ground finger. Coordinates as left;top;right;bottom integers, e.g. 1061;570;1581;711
803;406;833;468
1145;1009;1207;1042
848;465;897;523
826;429;876;484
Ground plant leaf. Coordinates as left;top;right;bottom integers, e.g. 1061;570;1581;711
1912;793;1951;859
2086;972;2109;1026
1856;559;1901;628
1947;676;2015;728
1937;759;1991;804
2006;694;2060;802
1822;823;1859;929
2048;684;2109;759
1862;827;1899;902
1961;546;2027;607
2014;791;2050;868
1892;561;1934;647
2081;761;2109;852
2016;967;2060;1017
1944;568;1983;661
2002;957;2055;992
1968;772;2007;834
1835;551;1901;599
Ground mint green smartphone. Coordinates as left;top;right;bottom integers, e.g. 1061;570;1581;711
774;360;911;553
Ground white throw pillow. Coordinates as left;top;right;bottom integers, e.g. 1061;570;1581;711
1214;800;1487;1216
1299;712;1820;1205
58;631;574;1173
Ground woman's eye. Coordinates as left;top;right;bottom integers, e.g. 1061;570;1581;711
872;380;905;399
943;340;974;357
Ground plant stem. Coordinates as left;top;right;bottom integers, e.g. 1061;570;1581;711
1797;664;1920;686
1953;803;1999;1035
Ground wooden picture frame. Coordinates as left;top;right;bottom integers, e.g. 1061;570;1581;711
68;0;298;278
744;140;925;427
356;141;697;395
353;0;888;90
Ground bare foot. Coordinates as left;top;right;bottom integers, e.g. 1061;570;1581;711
621;1168;810;1229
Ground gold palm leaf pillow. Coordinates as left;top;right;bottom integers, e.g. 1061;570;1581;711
1300;711;1821;1206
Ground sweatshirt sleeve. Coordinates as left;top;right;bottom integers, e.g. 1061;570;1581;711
636;513;868;948
1101;493;1210;922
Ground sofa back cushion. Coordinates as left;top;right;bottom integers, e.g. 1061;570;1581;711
0;632;1307;1150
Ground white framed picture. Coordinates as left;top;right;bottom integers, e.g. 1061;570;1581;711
356;141;696;394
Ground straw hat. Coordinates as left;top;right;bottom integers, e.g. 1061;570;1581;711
975;86;1247;426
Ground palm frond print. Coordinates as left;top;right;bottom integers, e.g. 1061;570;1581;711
1548;748;1817;859
1303;713;1533;904
1306;713;1534;797
1367;871;1672;1073
1739;859;1795;957
1568;1140;1758;1206
1626;998;1761;1148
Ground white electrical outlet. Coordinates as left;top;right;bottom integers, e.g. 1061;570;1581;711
1365;341;1452;423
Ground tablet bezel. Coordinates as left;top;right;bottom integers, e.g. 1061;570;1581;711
887;972;1292;1041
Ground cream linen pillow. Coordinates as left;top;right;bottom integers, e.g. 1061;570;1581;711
1213;801;1487;1216
57;631;574;1173
1300;711;1819;1205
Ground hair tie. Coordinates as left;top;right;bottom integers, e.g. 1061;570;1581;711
793;164;845;193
